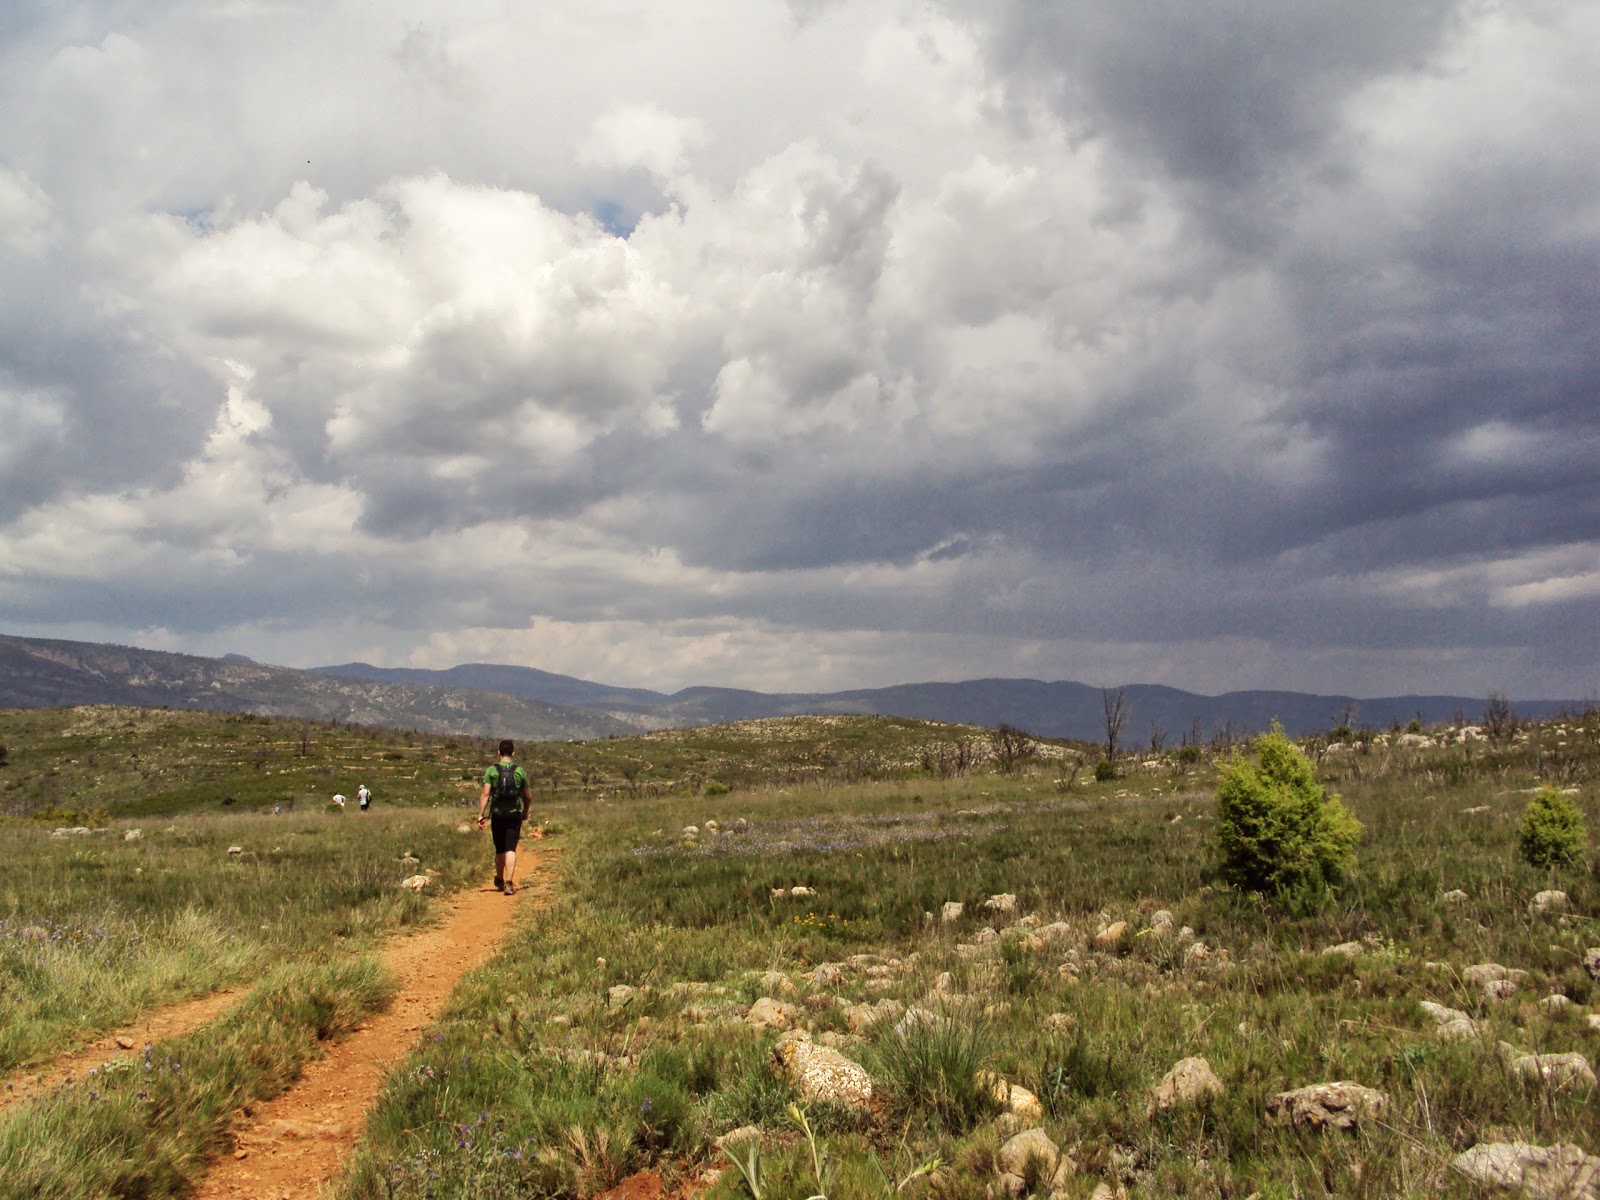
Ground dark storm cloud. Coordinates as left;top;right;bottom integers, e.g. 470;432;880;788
0;0;1594;696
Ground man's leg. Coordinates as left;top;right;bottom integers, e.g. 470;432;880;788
494;850;507;890
502;848;517;889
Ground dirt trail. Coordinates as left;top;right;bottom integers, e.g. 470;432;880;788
194;847;553;1199
0;988;245;1114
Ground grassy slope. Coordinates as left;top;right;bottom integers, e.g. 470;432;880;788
340;713;1600;1200
4;704;1599;1198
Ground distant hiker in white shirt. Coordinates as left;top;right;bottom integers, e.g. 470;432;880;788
332;793;346;808
357;784;370;811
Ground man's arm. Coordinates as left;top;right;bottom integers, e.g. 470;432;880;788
476;779;490;826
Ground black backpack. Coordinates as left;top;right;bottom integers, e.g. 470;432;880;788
491;761;522;815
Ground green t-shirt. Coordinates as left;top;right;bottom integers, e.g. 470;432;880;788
484;761;530;815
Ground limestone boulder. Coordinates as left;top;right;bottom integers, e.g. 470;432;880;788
1452;1142;1600;1199
772;1030;872;1110
976;1071;1044;1121
1147;1056;1224;1115
746;997;801;1030
1267;1081;1388;1129
995;1128;1073;1198
1094;921;1128;947
1532;890;1572;916
1419;1001;1478;1041
1464;963;1528;999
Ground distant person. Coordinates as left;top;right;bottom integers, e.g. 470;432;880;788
332;793;346;808
357;784;370;812
476;739;540;894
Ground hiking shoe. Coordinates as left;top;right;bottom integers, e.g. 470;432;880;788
504;880;517;896
493;876;504;892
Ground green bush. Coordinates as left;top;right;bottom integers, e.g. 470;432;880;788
1519;787;1587;869
1094;759;1117;782
1210;722;1362;897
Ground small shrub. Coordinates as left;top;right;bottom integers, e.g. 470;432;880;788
1519;787;1587;869
870;1018;1000;1133
1210;721;1362;898
1093;759;1117;783
704;781;731;797
1175;744;1202;767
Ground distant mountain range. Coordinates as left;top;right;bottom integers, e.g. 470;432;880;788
0;635;634;742
312;659;1578;743
0;632;1577;744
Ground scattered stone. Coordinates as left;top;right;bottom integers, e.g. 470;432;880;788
1532;891;1572;916
1452;1142;1600;1199
1541;995;1576;1014
1419;1001;1478;1040
842;998;903;1032
455;823;474;834
811;962;845;987
1150;910;1175;933
1094;921;1128;947
973;926;998;945
122;829;142;841
977;1071;1044;1121
1443;889;1468;904
1322;941;1363;958
115;1036;136;1050
746;997;800;1030
1267;1082;1389;1130
1089;1184;1129;1200
227;846;243;856
1503;1045;1598;1089
400;853;419;865
894;1007;941;1037
932;971;954;993
772;1030;872;1109
1585;949;1600;981
983;893;1018;914
1013;913;1041;929
941;901;964;923
790;885;816;898
995;1128;1073;1198
703;819;719;834
607;985;637;1008
1042;1012;1076;1032
680;826;699;839
759;971;797;996
1461;805;1492;815
1184;941;1213;964
399;875;430;891
1147;1056;1224;1115
1464;963;1528;999
1035;921;1072;941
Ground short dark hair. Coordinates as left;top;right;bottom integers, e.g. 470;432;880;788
498;739;514;757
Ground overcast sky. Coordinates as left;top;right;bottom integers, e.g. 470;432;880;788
0;0;1595;699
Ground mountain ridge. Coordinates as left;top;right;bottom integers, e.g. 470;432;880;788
311;659;1579;742
0;633;1578;744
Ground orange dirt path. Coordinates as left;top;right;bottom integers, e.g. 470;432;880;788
0;988;245;1115
193;848;553;1200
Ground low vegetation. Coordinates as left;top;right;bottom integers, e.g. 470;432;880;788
0;701;1597;1198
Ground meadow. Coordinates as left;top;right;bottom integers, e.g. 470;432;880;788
0;703;1597;1198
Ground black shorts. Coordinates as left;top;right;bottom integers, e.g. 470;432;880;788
490;813;523;853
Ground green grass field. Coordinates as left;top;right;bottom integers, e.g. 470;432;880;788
1;703;1597;1198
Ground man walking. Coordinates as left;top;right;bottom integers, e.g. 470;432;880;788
357;784;370;811
476;739;536;894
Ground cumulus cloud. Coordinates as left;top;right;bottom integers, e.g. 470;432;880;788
0;0;1594;698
